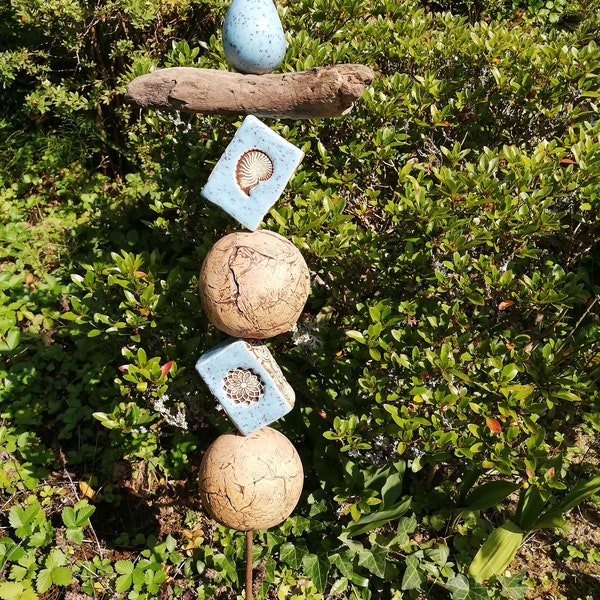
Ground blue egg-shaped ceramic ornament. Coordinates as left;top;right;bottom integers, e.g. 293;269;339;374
223;0;287;74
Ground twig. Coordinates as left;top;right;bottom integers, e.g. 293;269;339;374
555;296;598;358
61;458;104;559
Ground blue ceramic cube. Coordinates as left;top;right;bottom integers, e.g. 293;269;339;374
200;115;304;231
195;338;295;435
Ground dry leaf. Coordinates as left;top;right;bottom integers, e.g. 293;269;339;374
78;480;96;500
498;300;515;311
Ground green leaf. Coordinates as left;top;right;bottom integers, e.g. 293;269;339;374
500;363;519;382
62;502;95;528
515;485;547;530
279;542;308;569
116;572;134;593
401;554;425;590
9;504;40;530
468;521;524;583
380;462;406;507
279;542;307;569
92;412;119;429
62;507;77;528
46;548;67;569
427;543;450;566
465;581;489;600
66;528;84;544
51;567;72;586
329;577;348;595
446;574;470;600
357;546;387;579
464;481;521;511
531;474;600;531
36;568;53;594
0;582;37;600
115;559;134;575
350;572;370;587
467;292;485;306
497;569;528;599
456;468;483;504
330;551;355;580
302;553;330;593
346;498;411;537
5;329;20;351
346;330;366;344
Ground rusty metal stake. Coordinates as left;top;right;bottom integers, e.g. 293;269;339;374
246;530;253;600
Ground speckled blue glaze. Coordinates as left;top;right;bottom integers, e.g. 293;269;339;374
223;0;287;74
200;115;304;231
195;338;295;435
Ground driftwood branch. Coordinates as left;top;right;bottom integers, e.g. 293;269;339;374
125;65;374;119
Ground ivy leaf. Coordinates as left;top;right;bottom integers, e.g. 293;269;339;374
357;546;387;579
397;514;418;536
446;574;470;600
302;553;330;593
465;580;489;600
497;570;528;599
330;552;354;580
401;554;425;590
279;542;307;569
329;577;348;595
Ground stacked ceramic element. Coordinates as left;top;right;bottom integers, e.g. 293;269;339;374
196;0;307;533
125;0;373;555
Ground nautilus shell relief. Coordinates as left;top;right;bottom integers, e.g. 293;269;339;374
235;149;274;195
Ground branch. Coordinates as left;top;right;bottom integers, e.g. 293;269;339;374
125;65;375;119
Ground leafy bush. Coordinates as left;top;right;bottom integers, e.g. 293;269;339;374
1;1;599;599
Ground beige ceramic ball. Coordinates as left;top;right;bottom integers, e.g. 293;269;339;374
199;230;310;339
199;427;304;531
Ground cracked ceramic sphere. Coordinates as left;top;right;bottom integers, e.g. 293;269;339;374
199;427;304;531
199;230;310;339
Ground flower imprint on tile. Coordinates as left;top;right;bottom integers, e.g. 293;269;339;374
235;149;274;195
223;368;265;405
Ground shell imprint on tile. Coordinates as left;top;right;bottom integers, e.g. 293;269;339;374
235;149;274;195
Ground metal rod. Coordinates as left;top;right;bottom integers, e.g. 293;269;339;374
246;530;253;600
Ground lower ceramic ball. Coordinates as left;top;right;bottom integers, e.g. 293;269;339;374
199;427;304;531
199;230;310;339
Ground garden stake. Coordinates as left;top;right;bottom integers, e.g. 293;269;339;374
246;530;253;600
125;1;371;595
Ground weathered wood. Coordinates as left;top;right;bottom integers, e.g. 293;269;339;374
125;65;374;119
